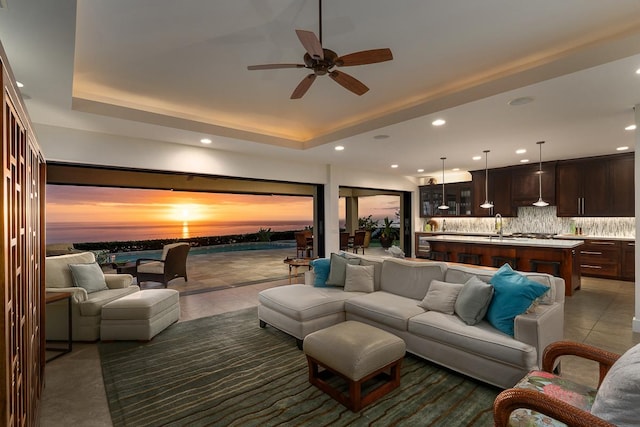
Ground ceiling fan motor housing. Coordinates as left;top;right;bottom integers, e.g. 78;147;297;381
304;49;338;75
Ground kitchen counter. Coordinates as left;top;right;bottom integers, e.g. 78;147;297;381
554;234;634;242
422;234;583;248
415;232;583;296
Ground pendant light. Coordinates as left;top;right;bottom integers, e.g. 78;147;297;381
480;150;494;209
533;141;549;207
438;157;449;210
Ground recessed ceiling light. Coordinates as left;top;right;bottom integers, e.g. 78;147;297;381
334;145;344;151
520;159;530;163
16;81;24;88
391;164;399;168
625;125;636;131
616;146;629;151
432;119;446;126
508;96;534;106
200;138;212;144
452;168;460;171
636;68;640;75
472;156;482;161
417;168;425;173
373;134;389;140
516;148;527;154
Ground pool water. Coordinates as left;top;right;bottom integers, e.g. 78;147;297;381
113;240;296;263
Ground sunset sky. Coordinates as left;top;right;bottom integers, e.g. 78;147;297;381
46;185;400;225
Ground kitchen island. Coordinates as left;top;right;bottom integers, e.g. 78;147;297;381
415;233;584;296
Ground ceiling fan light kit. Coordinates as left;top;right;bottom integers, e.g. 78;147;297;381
533;141;549;207
247;0;393;99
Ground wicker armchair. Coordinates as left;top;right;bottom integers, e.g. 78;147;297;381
493;340;621;427
136;242;190;287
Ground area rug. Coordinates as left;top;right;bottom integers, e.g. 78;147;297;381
99;308;500;426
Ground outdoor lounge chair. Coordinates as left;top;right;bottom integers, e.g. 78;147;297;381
136;242;190;287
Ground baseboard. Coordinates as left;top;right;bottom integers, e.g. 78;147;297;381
633;317;640;333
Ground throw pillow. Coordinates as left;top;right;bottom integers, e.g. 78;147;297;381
591;343;640;426
344;264;375;293
325;253;360;287
418;280;464;315
310;258;331;287
487;264;550;336
68;262;109;293
359;259;383;291
454;276;495;325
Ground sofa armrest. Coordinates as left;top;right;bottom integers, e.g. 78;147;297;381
45;287;88;303
514;302;564;369
104;274;134;289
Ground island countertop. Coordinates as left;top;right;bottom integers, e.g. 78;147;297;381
420;234;584;249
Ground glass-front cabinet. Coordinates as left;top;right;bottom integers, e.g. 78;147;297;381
419;183;473;217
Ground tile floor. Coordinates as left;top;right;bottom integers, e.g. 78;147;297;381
40;249;640;426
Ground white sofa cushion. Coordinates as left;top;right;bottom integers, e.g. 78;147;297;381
78;287;140;316
418;280;463;315
258;285;364;322
345;291;425;331
408;311;537;368
46;252;96;288
380;259;446;300
344;264;375;293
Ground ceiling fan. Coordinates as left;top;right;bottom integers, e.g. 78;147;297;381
247;0;393;99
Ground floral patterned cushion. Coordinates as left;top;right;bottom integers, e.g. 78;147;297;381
509;370;597;427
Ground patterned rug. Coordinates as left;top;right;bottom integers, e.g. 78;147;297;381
98;308;499;426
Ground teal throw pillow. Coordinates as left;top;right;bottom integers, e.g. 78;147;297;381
68;262;109;293
486;264;549;336
310;258;331;287
325;253;360;287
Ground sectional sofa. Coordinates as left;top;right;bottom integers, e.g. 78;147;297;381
258;253;564;389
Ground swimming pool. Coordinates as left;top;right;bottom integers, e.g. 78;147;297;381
113;240;296;263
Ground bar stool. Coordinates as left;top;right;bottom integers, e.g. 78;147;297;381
457;253;481;265
428;251;450;262
491;256;518;269
529;259;561;276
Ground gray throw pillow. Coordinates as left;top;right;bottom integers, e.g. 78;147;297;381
591;343;640;426
419;280;464;315
344;264;375;293
454;276;494;325
68;262;109;293
325;253;360;286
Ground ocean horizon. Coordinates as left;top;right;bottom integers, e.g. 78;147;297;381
46;219;314;244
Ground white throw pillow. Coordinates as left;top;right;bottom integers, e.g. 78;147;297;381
419;280;464;315
343;264;375;293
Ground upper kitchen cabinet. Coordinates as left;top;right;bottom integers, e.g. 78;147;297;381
470;169;514;217
556;153;634;217
510;161;556;207
419;182;473;217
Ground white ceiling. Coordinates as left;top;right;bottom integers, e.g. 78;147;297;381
1;0;640;179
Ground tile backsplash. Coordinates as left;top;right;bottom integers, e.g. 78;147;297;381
425;206;635;238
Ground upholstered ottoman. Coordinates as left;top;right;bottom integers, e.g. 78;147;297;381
303;321;406;412
100;289;180;341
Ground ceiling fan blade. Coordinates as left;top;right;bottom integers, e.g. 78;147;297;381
295;29;324;60
336;48;393;66
329;71;369;96
291;74;317;99
247;63;305;70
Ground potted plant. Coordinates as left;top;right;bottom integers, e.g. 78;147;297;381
379;217;398;249
358;215;379;248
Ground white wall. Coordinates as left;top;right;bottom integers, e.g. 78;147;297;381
36;124;420;256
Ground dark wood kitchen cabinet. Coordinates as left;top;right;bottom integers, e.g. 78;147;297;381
510;161;556;207
470;169;513;217
419;183;473;217
621;241;635;281
556;153;634;217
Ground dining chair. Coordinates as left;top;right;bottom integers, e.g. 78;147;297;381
351;230;366;254
295;232;313;258
339;232;350;251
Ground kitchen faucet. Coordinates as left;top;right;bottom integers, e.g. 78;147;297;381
495;213;503;239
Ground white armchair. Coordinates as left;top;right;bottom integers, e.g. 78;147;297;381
45;252;139;341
